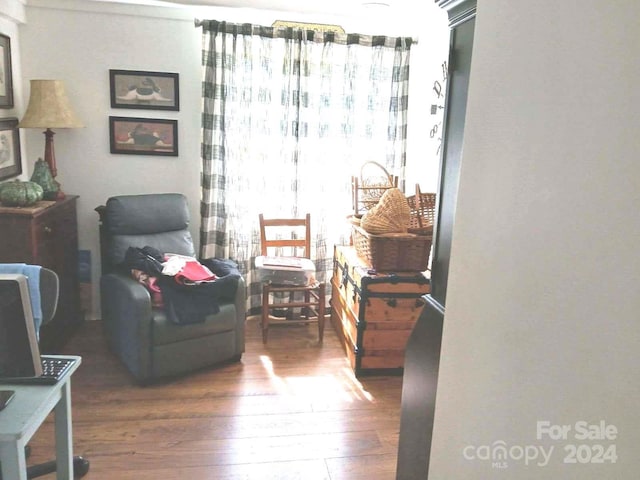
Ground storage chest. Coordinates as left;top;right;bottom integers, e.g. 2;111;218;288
330;245;430;376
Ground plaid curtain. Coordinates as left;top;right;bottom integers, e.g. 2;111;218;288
197;20;414;314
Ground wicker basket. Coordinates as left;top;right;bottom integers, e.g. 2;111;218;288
347;214;362;226
352;225;431;272
352;161;399;215
360;187;410;234
406;184;436;236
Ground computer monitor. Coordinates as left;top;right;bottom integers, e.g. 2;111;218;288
0;273;43;378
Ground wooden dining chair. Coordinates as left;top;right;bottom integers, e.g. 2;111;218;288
256;214;326;344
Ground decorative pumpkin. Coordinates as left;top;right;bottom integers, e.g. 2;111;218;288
30;158;59;200
0;180;44;207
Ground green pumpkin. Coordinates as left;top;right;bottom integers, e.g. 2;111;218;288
30;158;59;200
0;180;44;207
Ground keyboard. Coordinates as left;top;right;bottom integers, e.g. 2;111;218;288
0;356;77;385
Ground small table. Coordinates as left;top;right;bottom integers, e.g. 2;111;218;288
0;355;81;480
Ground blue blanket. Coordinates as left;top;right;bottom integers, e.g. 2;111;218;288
0;263;43;335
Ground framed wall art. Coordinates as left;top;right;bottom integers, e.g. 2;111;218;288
0;34;14;108
0;118;21;180
109;116;178;156
110;69;179;111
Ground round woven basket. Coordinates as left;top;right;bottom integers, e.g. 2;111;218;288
360;187;410;234
347;214;362;226
359;161;395;210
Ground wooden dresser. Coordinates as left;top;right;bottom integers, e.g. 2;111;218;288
330;245;430;376
0;196;82;352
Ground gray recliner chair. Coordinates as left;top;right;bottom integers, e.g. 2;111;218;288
96;193;245;383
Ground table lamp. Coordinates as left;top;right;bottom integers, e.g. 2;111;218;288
19;80;83;200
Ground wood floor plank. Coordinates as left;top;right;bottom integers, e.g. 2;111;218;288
26;318;403;479
65;429;391;466
84;459;332;480
35;408;401;446
326;454;398;480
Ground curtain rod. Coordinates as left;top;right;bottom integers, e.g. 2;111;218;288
194;19;418;45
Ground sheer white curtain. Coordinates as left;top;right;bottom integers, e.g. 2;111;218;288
197;21;414;313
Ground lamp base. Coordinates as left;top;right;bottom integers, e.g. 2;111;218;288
43;129;66;200
52;178;65;200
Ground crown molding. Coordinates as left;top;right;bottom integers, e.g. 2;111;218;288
0;0;26;24
437;0;476;27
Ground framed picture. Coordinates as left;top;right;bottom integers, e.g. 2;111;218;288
110;69;179;111
0;34;14;108
109;116;178;156
0;118;21;180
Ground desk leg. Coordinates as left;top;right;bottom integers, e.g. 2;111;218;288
0;441;28;480
54;380;74;479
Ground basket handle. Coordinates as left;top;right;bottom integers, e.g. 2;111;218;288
360;161;394;186
414;184;424;228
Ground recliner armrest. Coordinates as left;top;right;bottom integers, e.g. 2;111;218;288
100;273;154;379
233;276;246;354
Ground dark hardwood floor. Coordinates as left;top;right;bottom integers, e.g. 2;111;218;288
27;318;403;479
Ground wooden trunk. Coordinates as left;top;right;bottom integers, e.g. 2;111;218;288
330;245;430;376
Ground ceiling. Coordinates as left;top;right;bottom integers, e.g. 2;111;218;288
90;0;427;18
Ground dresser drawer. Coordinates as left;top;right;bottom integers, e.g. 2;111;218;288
0;196;81;352
0;215;34;261
32;201;78;267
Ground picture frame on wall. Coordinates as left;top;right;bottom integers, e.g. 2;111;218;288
0;118;22;180
109;116;178;156
110;69;179;111
0;34;14;109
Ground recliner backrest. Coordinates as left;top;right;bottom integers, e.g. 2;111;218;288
99;193;196;274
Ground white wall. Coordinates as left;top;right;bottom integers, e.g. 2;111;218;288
429;0;640;478
404;5;448;194
19;0;204;320
11;0;447;319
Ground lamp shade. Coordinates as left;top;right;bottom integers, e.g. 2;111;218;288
18;80;84;129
